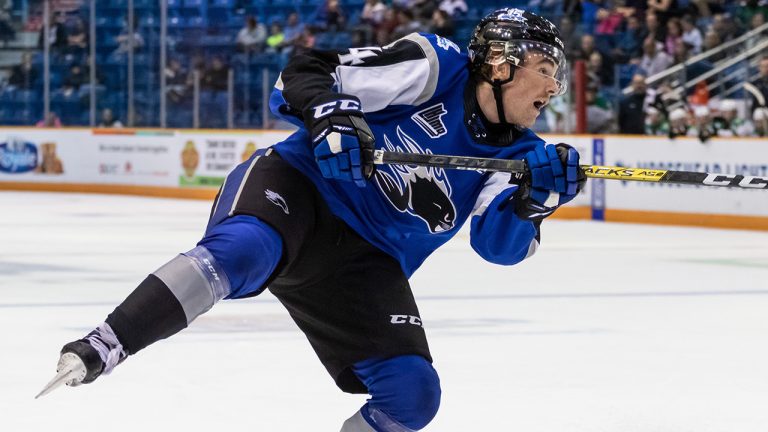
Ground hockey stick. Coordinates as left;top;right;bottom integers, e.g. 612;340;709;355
373;150;768;190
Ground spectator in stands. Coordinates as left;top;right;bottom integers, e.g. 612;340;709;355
98;108;123;128
0;0;15;46
709;13;738;42
586;84;616;133
201;57;229;92
113;20;144;57
61;64;87;96
712;99;753;136
36;112;62;128
644;10;666;43
362;0;388;26
282;12;305;53
644;105;670;135
735;0;768;30
688;79;710;106
671;38;691;64
38;11;67;51
576;34;614;84
558;16;582;60
595;5;624;37
647;0;679;26
587;51;613;87
664;18;682;56
266;22;285;54
412;0;437;22
575;34;598;60
689;105;715;142
619;73;648;134
689;0;727;19
65;16;88;59
314;0;347;32
562;0;583;17
532;0;565;16
542;91;568;133
612;14;646;63
667;106;690;138
7;52;38;89
350;27;370;47
680;15;702;54
578;0;601;34
292;26;316;57
647;81;683;116
617;0;646;18
438;0;467;17
753;106;768;137
186;54;206;88
750;57;768;116
236;16;267;53
702;29;724;61
640;36;673;76
430;9;454;38
391;9;426;41
165;58;188;104
375;7;399;45
746;12;766;50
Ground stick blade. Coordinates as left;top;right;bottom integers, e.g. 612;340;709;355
35;352;86;399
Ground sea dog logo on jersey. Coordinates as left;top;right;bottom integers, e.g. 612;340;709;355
374;127;456;233
411;103;448;138
435;36;460;53
265;189;290;214
0;137;38;173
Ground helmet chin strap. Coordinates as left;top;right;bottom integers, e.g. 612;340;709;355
485;63;517;126
491;78;509;126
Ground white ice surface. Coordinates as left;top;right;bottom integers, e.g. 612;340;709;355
1;191;767;432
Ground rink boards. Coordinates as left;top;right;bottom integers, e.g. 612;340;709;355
0;127;766;230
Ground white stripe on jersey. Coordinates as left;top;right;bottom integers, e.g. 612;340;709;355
471;172;516;217
229;155;261;217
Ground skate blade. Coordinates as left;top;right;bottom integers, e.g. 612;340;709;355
35;353;86;399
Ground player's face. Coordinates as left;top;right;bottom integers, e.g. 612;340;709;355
478;56;560;128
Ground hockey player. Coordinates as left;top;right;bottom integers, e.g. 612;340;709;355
41;8;585;432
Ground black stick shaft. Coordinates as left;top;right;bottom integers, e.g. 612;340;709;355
373;150;768;190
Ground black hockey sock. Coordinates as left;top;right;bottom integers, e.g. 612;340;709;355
105;274;188;355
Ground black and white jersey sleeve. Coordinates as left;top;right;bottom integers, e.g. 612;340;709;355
269;32;467;121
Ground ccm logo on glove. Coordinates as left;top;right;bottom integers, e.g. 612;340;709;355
303;94;376;187
312;99;362;119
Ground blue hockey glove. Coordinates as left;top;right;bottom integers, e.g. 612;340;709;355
303;93;375;187
514;143;586;221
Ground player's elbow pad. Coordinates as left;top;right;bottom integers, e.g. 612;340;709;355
153;245;232;324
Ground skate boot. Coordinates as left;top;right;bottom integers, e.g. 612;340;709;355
36;323;126;398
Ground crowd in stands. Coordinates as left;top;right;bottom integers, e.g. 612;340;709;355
548;0;768;139
0;0;766;136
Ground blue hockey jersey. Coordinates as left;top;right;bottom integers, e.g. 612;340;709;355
269;33;546;277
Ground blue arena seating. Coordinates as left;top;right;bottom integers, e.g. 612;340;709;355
6;0;527;128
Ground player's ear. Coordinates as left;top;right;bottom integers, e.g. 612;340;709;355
490;62;511;81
